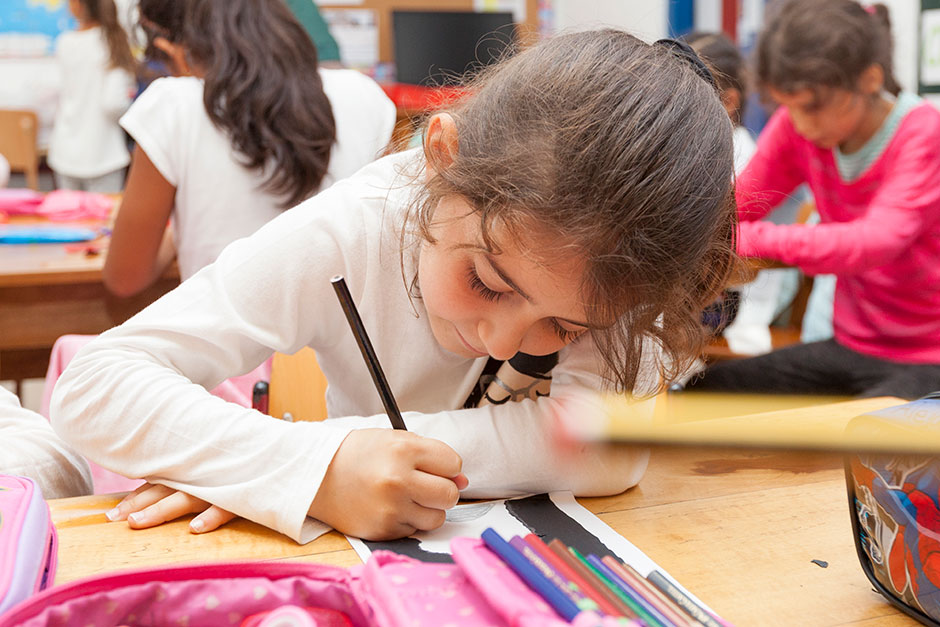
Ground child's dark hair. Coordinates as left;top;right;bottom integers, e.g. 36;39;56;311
409;29;737;394
77;0;135;75
137;0;336;208
756;0;900;99
684;31;748;125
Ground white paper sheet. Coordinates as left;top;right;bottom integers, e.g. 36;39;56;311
346;491;714;613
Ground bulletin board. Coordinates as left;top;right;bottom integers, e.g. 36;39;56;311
0;0;73;57
920;0;940;93
316;0;539;64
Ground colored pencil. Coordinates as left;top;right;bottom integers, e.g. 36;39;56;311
509;536;600;614
588;554;674;627
605;558;703;627
481;528;581;621
525;534;625;618
571;547;662;627
646;570;723;627
548;540;638;619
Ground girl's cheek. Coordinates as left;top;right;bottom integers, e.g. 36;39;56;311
521;327;568;357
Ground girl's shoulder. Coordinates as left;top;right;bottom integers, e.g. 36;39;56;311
54;27;101;53
896;97;940;137
132;77;205;115
319;69;394;109
138;76;204;101
319;68;385;93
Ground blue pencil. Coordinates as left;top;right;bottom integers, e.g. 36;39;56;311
588;554;675;627
481;528;582;621
509;536;600;614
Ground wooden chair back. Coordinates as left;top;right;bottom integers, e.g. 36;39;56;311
269;347;328;422
0;109;40;190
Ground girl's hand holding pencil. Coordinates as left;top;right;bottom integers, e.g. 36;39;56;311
106;427;468;539
307;428;468;540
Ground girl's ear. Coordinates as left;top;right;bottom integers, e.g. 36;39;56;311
423;113;459;180
152;36;195;77
858;63;885;96
720;87;742;122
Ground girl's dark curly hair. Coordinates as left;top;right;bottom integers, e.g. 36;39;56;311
138;0;336;208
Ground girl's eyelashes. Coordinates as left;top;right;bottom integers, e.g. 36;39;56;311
467;266;506;302
550;318;584;343
467;264;586;344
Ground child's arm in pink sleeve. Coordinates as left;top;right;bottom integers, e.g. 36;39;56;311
738;128;940;275
736;108;806;222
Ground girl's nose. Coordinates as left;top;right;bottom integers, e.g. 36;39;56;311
478;319;525;361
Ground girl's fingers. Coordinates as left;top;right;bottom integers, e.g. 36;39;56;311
452;472;469;490
403;500;448;532
409;472;462;512
189;505;237;534
412;438;464;481
107;483;175;521
126;490;208;529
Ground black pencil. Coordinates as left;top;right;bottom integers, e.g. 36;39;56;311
331;275;408;430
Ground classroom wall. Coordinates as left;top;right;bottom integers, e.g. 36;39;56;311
867;0;918;94
551;0;670;42
0;57;59;149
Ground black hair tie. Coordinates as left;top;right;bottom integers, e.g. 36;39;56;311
654;38;718;91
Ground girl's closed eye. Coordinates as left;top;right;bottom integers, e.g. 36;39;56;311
466;266;508;302
549;318;585;343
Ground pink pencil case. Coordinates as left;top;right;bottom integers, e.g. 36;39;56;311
0;475;58;615
0;537;629;626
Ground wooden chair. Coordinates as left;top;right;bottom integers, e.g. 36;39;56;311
0;109;40;190
268;347;328;422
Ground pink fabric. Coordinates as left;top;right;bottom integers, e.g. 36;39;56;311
35;190;113;221
0;475;57;615
0;189;43;214
0;561;371;627
736;103;940;363
42;334;272;495
0;189;112;220
0;551;634;627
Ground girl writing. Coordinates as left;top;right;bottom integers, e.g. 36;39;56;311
691;0;940;399
52;30;736;543
48;0;136;192
104;0;396;297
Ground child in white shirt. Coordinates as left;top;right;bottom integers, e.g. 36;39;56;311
0;387;91;499
48;0;136;192
103;0;395;296
52;30;737;543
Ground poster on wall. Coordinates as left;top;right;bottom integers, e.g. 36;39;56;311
0;0;73;57
921;8;940;88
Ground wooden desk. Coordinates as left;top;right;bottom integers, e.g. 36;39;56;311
49;397;916;625
0;213;178;381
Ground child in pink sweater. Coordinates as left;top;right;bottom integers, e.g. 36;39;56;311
691;0;940;399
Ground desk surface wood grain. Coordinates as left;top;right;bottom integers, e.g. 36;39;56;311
49;397;915;625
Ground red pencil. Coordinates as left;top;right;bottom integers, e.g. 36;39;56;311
524;534;623;618
546;538;637;619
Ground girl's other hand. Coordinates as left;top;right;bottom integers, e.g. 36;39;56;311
106;483;237;534
309;429;467;541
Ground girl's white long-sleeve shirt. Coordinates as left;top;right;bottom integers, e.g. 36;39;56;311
51;151;653;543
0;387;92;499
